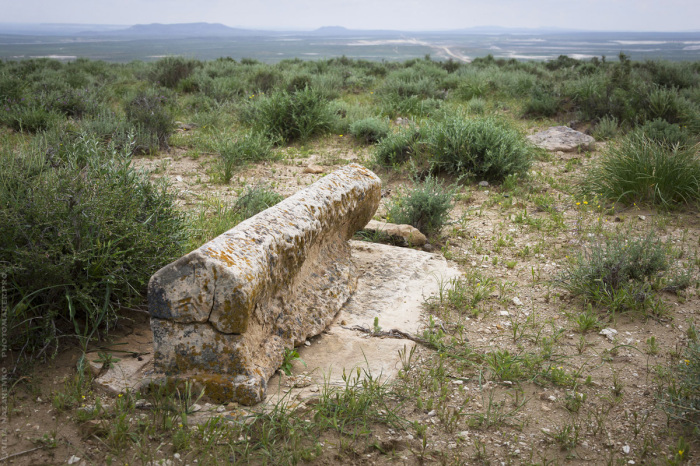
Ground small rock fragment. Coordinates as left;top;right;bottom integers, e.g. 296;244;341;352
512;297;523;306
303;165;324;174
599;328;618;341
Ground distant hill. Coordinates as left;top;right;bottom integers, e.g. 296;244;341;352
82;22;268;37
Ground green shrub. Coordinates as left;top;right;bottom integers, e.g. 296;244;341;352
637;118;693;149
373;126;421;166
379;94;441;118
427;116;533;181
662;336;700;428
149;57;200;89
124;89;175;152
245;87;335;143
522;86;559;118
0;93;64;132
557;231;687;315
212;131;275;183
0;134;185;364
233;184;284;220
465;97;486;115
386;176;456;237
584;132;700;206
349;117;390;144
592;115;619;141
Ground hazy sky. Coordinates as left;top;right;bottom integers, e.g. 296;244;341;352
3;0;699;31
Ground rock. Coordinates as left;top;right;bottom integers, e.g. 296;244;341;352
512;297;524;306
149;164;381;406
91;353;154;396
303;165;324;174
363;220;427;247
478;181;489;187
423;243;434;252
599;328;618;341
175;121;197;131
175;175;183;182
527;126;596;152
68;456;81;465
638;215;646;221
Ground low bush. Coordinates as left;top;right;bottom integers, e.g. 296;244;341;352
149;57;200;89
465;97;486;115
662;334;700;428
349;117;390;144
637;118;693;149
522;86;559;117
124;88;175;152
592;115;619;141
0;99;63;133
584;132;700;207
373;126;421;166
212;131;275;183
427;116;533;181
0;134;185;366
244;87;335;143
557;231;689;315
386;176;456;237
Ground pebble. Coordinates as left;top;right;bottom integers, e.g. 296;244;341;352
599;328;618;341
512;297;523;306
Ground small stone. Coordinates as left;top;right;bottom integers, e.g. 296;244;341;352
191;403;202;412
304;340;311;347
499;311;510;316
638;215;646;221
303;165;324;174
512;297;523;306
548;395;556;402
68;455;81;465
427;410;437;417
599;328;618;341
527;126;596;152
478;181;489;187
175;175;183;182
457;431;470;440
216;405;226;413
623;445;630;454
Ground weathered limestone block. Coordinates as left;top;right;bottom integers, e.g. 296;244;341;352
527;126;596;152
148;164;381;405
363;220;427;246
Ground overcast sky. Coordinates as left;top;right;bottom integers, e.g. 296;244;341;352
2;0;699;32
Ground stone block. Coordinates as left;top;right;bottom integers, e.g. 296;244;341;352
148;163;381;405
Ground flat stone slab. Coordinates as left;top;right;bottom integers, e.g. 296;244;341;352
265;240;461;404
94;241;461;409
527;126;596;152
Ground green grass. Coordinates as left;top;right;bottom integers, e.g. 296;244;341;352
584;132;700;207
